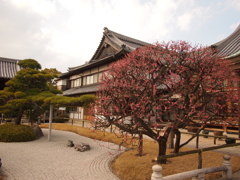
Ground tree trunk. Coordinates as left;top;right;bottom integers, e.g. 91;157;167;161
167;130;174;149
138;132;143;156
157;126;173;164
157;137;167;164
173;129;181;153
15;107;24;125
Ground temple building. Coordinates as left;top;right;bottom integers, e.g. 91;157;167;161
211;24;240;133
57;27;149;119
57;25;240;121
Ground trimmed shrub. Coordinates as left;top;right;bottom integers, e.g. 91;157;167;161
0;124;36;142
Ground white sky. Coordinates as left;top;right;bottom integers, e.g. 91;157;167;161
0;0;239;73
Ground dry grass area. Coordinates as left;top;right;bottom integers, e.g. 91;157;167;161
113;142;240;180
40;124;240;180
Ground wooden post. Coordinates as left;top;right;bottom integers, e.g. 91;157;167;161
198;151;202;169
48;104;53;141
223;124;228;136
196;134;199;149
110;124;112;133
82;120;84;127
138;132;143;156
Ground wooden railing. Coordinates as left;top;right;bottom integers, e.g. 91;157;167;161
181;131;240;148
152;142;240;180
151;155;232;180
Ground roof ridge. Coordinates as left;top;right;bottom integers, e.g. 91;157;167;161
105;30;128;49
66;27;149;73
106;28;149;46
0;57;21;62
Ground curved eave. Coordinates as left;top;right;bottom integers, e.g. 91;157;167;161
225;50;240;59
213;24;240;56
60;49;127;78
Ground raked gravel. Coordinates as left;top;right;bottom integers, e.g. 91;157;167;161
0;129;125;180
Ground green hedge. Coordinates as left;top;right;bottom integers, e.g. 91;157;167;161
0;124;36;142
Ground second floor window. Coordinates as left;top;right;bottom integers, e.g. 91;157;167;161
83;73;101;85
87;75;93;84
71;72;104;87
71;78;81;87
83;75;93;85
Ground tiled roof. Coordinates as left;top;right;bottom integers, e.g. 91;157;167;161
66;49;125;73
90;27;149;61
102;27;149;50
63;84;99;96
66;27;149;73
0;57;22;79
213;24;240;57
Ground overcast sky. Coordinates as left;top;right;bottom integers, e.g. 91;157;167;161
0;0;239;73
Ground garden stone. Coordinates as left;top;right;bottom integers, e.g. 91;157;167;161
74;143;90;152
30;125;44;139
67;140;74;147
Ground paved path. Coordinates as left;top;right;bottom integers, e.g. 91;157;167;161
0;129;125;180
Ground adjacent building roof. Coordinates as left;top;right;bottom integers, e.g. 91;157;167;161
0;57;22;79
212;24;240;57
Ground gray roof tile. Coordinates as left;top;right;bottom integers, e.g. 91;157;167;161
0;57;22;79
63;84;99;96
90;27;149;61
213;24;240;57
66;27;149;73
